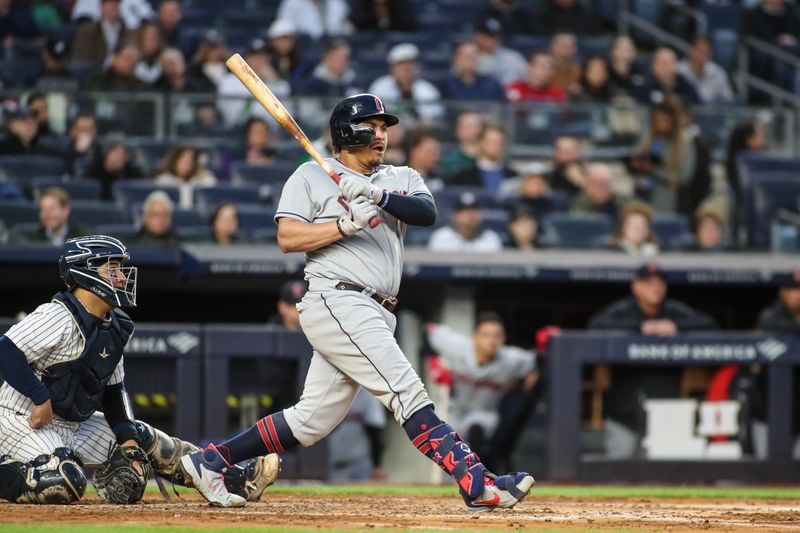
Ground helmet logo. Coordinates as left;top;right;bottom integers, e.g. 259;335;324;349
350;104;359;115
374;97;384;112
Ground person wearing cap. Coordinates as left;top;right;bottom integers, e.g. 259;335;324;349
299;38;359;97
350;0;416;32
269;280;308;331
473;18;527;86
267;19;308;83
73;0;136;64
88;41;148;91
276;0;351;40
36;37;79;92
186;29;228;93
217;36;290;128
757;272;800;335
0;105;41;156
85;136;143;200
368;42;444;122
588;262;717;334
450;124;516;194
428;192;503;253
441;40;506;102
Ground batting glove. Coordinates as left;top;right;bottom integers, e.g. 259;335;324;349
339;175;385;205
337;197;379;236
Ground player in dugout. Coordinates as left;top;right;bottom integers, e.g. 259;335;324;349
0;235;279;504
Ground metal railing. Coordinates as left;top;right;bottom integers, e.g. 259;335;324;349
737;36;800;109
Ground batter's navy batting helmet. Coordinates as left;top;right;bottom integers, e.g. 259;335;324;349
330;93;399;150
59;235;137;308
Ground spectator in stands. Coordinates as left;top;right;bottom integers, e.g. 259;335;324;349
87;42;148;91
276;0;351;40
546;134;587;195
428;192;503;252
0;105;40;156
186;29;228;93
576;55;622;103
134;21;164;85
757;271;800;335
505;51;566;103
549;32;581;96
442;40;506;101
383;120;407;166
218;36;290;128
510;168;561;222
134;190;178;246
725;121;765;204
742;0;800;47
506;206;539;250
406;130;442;183
631;99;712;216
0;0;39;47
610;201;659;257
450;124;515;194
439;110;483;175
155;47;187;92
73;0;135;64
607;34;645;96
368;43;444;122
267;19;309;85
689;205;728;252
154;144;217;209
477;0;537;36
210;202;244;245
299;38;358;97
63;112;100;178
588;262;718;334
538;0;601;35
156;0;186;56
36;37;78;92
570;163;621;221
25;92;54;140
269;280;308;330
72;0;153;30
634;46;700;106
86;137;143;200
350;0;416;32
474;18;527;86
677;36;735;105
16;188;90;246
219;117;278;179
426;313;537;467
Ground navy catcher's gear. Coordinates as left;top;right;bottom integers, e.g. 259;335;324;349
330;93;399;150
0;448;86;504
59;235;137;308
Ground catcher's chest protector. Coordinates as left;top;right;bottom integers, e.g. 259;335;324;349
43;292;135;421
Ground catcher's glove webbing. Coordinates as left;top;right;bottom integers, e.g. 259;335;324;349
93;445;152;504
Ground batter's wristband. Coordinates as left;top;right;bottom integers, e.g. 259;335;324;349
335;217;348;237
378;191;390;209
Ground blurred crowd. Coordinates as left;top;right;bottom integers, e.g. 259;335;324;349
0;0;797;252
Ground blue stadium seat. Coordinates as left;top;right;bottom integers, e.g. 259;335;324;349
711;29;739;73
541;212;613;249
31;177;102;201
113;181;181;210
250;226;278;243
736;153;800;193
652;212;691;250
194;184;268;215
507;35;549;57
94;223;138;241
128;139;175;173
434;187;498;210
70;200;128;228
577;36;613;60
236;205;277;237
0;156;65;184
231;161;296;186
405;226;436;247
749;174;800;248
482;208;511;234
700;2;744;32
222;8;277;33
0;199;38;227
67;61;103;86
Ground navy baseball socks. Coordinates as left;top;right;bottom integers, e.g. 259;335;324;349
404;406;535;512
178;412;297;507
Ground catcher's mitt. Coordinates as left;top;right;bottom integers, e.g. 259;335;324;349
93;445;152;504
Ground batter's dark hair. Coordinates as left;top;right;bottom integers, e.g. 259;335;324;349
475;311;504;330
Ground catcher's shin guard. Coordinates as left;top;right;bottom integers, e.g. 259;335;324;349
136;420;198;484
0;448;86;504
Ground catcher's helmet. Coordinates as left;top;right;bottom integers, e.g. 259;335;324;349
58;235;137;308
330;93;399;150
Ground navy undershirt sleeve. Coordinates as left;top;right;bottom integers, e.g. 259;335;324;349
0;336;50;405
102;383;139;444
378;192;437;227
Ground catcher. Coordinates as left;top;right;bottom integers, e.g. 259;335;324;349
0;235;279;504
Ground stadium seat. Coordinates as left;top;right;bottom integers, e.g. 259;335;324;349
652;213;691;250
736;153;800;193
711;29;739;72
0;199;38;227
94;223;138;241
112;181;181;210
250;226;278;243
231;161;296;187
128;138;176;173
405;226;436;247
749;174;800;248
434;187;498;210
700;2;744;32
0;155;65;184
235;205;277;238
194;184;269;215
70;200;128;228
541;212;613;249
482;208;511;235
31;177;102;201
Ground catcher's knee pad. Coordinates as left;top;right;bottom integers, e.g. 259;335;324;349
135;420;198;483
0;448;86;504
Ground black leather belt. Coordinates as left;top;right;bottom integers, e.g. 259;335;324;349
335;282;398;312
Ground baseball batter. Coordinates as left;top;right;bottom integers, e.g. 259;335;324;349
180;94;535;511
0;235;279;504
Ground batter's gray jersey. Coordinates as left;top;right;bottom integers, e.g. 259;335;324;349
275;158;431;297
428;324;535;434
0;300;126;463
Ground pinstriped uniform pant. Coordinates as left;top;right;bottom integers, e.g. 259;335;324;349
0;407;116;465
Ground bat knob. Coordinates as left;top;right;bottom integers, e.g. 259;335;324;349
369;216;381;228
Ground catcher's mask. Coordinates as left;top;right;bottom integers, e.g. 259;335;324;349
59;235;137;308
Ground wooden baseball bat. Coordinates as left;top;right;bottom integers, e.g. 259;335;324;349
225;53;381;228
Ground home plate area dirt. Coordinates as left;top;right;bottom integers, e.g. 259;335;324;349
1;492;799;531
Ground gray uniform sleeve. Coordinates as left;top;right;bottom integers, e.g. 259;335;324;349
503;347;536;377
427;324;473;369
275;164;315;223
405;167;432;197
